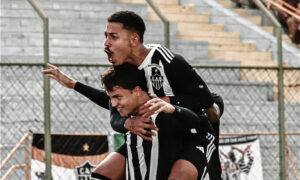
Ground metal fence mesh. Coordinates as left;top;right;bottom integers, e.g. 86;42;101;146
0;64;299;180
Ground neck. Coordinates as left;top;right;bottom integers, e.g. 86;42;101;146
128;44;151;67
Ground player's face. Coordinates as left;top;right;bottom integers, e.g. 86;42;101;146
104;22;133;66
107;86;139;117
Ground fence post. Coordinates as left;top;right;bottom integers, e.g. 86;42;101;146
26;0;52;179
252;0;285;179
43;17;52;180
276;26;286;180
145;0;170;49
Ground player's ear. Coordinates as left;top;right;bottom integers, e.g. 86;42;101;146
133;86;142;96
130;33;139;47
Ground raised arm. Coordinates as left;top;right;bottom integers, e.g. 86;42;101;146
42;64;110;109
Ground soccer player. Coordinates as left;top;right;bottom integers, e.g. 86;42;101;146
42;11;224;179
100;63;216;180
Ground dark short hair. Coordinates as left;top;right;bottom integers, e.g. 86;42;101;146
108;11;145;42
101;63;147;92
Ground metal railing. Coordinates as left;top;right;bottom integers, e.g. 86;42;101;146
145;0;170;49
1;62;300;180
25;0;52;179
266;0;300;21
252;0;286;179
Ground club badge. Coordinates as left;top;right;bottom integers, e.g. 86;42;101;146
151;73;164;90
75;160;96;180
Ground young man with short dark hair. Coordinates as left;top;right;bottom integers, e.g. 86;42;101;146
97;63;216;180
43;10;224;180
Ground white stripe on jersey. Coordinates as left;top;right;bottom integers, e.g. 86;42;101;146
137;136;147;179
143;66;155;95
206;133;216;163
126;133;135;179
158;60;174;97
126;159;129;180
156;48;172;63
157;46;174;62
161;46;175;59
200;166;207;180
149;114;159;180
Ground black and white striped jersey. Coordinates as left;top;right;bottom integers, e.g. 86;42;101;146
74;44;215;133
124;106;213;180
138;44;213;113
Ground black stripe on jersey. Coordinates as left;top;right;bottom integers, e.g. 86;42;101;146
131;135;142;180
151;52;165;97
144;138;152;180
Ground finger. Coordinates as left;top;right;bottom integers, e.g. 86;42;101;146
47;63;57;69
150;94;158;98
143;122;156;129
144;124;159;132
149;101;165;110
144;98;161;106
154;106;167;114
141;129;156;137
144;120;159;131
45;74;58;81
42;69;53;74
137;105;149;115
142;110;155;118
138;134;152;141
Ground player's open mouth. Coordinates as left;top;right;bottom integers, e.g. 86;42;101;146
104;48;113;63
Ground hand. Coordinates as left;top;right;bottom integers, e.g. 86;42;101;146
135;103;156;118
138;95;171;117
42;64;76;89
144;94;175;114
124;116;159;141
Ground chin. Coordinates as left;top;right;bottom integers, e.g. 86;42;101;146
120;112;128;117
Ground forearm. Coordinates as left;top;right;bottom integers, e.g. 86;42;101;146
169;95;203;113
172;105;208;129
167;55;214;111
74;82;110;109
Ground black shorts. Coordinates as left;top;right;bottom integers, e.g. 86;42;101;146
179;132;217;180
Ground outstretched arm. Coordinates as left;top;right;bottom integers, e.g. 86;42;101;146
42;63;110;109
42;63;76;89
43;64;158;139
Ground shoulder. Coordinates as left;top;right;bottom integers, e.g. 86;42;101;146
149;44;175;64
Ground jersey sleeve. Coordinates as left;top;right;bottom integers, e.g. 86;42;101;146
166;54;214;111
172;105;209;129
74;82;110;110
74;82;128;133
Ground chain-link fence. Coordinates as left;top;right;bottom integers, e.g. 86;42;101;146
1;64;299;180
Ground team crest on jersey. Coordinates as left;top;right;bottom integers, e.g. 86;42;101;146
151;73;164;90
75;160;96;180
